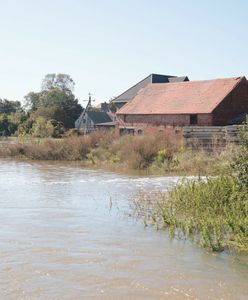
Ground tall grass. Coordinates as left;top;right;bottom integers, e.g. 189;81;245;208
137;126;248;252
0;131;238;175
153;176;248;252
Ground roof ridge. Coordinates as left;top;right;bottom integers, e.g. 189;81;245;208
111;74;152;102
111;73;176;102
149;76;243;85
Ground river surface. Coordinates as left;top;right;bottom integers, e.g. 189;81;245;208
0;160;247;300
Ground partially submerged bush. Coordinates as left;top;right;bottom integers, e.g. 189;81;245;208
143;126;248;252
153;176;248;252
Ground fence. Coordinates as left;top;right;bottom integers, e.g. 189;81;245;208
183;125;244;151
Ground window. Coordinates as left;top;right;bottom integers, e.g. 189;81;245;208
119;128;134;136
123;114;127;122
190;114;198;125
127;129;134;135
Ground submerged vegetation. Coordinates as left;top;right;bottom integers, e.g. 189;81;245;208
155;176;247;251
134;126;248;252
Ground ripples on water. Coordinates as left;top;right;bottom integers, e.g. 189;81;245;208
0;160;247;300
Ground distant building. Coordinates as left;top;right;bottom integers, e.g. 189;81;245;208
111;73;189;110
75;111;114;133
116;76;248;136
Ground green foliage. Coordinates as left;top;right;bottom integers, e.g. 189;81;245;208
154;176;248;252
147;129;248;252
24;92;40;111
0;99;22;114
232;126;248;190
108;101;117;113
31;117;54;138
24;74;82;129
41;73;75;94
0;114;18;136
156;149;170;163
17;118;34;136
30;117;64;138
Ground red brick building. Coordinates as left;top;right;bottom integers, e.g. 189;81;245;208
116;76;248;135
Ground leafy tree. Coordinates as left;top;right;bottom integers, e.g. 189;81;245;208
0;99;22;114
24;74;82;129
17;118;34;136
0;114;18;136
109;101;117;113
31;117;55;138
41;73;75;94
24;92;40;111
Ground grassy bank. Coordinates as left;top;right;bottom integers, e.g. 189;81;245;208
0;132;235;176
134;128;248;252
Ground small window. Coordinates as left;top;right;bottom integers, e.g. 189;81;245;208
137;129;144;135
123;114;127;122
190;114;198;125
119;128;126;136
127;129;134;135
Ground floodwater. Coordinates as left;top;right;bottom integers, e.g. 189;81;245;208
0;160;247;300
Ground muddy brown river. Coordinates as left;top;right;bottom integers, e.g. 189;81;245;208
0;160;247;300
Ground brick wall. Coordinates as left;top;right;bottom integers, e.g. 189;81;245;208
116;113;213;136
213;77;248;125
116;120;183;137
118;114;212;126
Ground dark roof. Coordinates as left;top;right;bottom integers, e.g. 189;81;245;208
168;76;189;83
111;73;179;104
87;111;112;124
96;121;116;126
117;77;244;115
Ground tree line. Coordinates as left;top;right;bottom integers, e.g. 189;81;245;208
0;74;83;138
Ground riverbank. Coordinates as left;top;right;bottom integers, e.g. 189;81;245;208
134;128;248;252
0;132;236;176
1;131;247;253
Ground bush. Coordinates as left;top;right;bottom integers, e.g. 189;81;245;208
232;126;248;190
148;176;248;252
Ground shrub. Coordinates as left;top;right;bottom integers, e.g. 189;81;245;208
232;126;248;190
151;176;248;252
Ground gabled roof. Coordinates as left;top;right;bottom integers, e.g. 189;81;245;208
111;73;180;104
87;111;112;124
117;77;245;115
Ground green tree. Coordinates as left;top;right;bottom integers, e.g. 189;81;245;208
24;74;82;129
24;92;40;111
0;99;22;114
31;117;55;138
0;114;18;136
41;73;75;94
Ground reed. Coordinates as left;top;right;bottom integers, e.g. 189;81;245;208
0;131;239;175
135;127;248;252
152;176;248;252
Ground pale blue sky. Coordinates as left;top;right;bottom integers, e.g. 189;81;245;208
0;0;247;105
